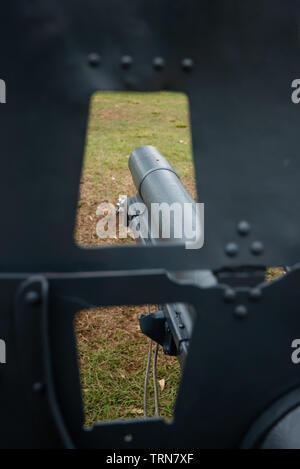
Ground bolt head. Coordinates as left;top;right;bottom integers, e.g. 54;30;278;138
25;290;41;306
234;304;248;319
88;53;101;67
33;382;45;394
224;289;236;303
237;220;251;236
124;434;133;443
249;288;262;301
251;241;264;256
121;55;133;69
153;57;165;71
225;242;239;257
181;57;194;72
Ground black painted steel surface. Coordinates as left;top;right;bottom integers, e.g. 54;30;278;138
0;1;300;448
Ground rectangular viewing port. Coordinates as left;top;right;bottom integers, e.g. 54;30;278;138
75;304;182;427
75;92;196;248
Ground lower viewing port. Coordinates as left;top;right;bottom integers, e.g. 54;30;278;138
74;305;181;426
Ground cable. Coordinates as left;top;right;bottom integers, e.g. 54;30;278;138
144;304;160;418
144;338;152;417
153;342;160;417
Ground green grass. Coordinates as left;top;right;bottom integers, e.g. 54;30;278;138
78;329;180;426
83;91;195;200
76;306;181;426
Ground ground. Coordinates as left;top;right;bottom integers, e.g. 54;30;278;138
75;91;193;425
74;91;284;427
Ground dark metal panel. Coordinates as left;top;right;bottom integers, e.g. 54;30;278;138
242;387;300;449
0;276;62;448
4;267;297;448
1;267;300;447
0;2;300;271
1;0;300;449
260;405;300;449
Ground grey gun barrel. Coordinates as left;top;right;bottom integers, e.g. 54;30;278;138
128;145;201;247
129;145;194;205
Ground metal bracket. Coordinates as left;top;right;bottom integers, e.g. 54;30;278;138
139;306;190;361
14;276;74;449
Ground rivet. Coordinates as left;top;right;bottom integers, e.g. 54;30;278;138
251;241;264;256
124;434;133;443
88;52;101;67
225;242;239;257
121;55;133;69
153;57;165;71
234;304;248;319
223;289;236;303
33;382;45;394
249;288;262;301
25;290;41;306
181;58;194;72
237;220;251;236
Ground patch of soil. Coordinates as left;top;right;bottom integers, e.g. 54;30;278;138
75;171;135;247
94;103;141;122
76;305;143;345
